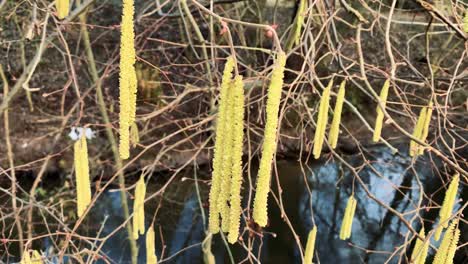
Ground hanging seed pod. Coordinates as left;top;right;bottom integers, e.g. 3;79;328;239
146;225;158;264
119;0;138;160
373;79;390;142
435;173;459;241
227;76;245;244
339;195;357;240
409;107;427;157
410;227;428;264
133;175;146;239
74;134;91;217
417;101;433;155
328;80;346;149
55;0;69;19
433;219;460;264
208;56;235;234
312;79;333;159
253;52;287;227
304;226;317;264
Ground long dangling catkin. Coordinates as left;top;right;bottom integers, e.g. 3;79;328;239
293;0;307;45
218;81;235;232
373;79;390;142
119;0;138;160
328;80;346;149
227;76;245;244
208;56;235;234
133;175;146;239
303;226;317;264
146;225;158;264
417;101;433;155
435;173;459;241
253;52;287;227
74;134;91;217
433;219;460;264
339;195;357;240
410;227;428;264
56;0;69;19
313;79;333;159
409;107;427;157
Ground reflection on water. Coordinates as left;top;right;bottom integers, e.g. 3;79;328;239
6;146;462;263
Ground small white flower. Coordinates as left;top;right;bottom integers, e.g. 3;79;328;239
69;127;96;141
84;127;96;139
68;127;79;141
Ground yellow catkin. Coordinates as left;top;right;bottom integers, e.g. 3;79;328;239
208;56;235;234
409;107;427;157
74;135;91;217
252;52;287;227
339;195;357;240
373;79;390;142
433;220;460;264
218;81;235;232
435;173;459;241
227;76;245;244
119;0;137;160
55;0;69;19
130;122;139;147
133;175;146;239
417;101;433;155
313;79;333;159
328;80;346;149
293;0;307;45
21;250;42;264
146;225;158;264
303;226;317;264
410;227;428;264
463;11;468;33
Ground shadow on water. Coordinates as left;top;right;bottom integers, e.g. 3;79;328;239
4;146;466;263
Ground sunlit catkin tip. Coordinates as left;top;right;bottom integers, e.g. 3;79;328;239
304;226;317;264
339;195;356;240
74;135;91;217
133;175;146;239
146;225;158;264
329;80;346;149
253;52;287;227
56;0;69;19
410;227;428;264
373;79;390;142
433;219;459;264
409;107;427;157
